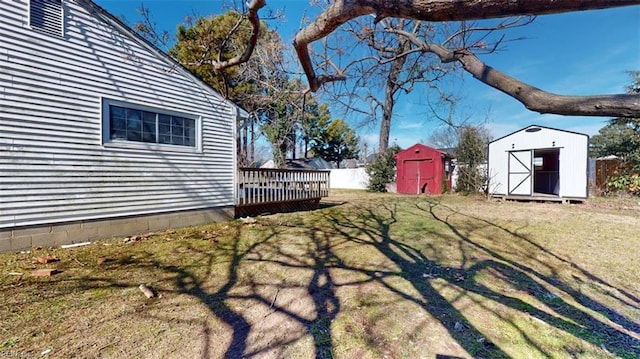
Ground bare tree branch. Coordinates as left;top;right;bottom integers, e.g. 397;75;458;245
389;27;640;117
293;0;640;117
456;51;640;117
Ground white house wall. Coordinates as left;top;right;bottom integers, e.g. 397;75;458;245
488;127;588;198
0;0;236;228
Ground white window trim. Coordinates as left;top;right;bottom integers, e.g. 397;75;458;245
28;0;65;38
101;98;203;154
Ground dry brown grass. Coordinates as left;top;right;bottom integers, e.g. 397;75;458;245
1;191;639;358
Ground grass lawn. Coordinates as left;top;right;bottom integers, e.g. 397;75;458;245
1;191;639;358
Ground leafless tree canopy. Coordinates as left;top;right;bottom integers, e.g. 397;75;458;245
292;0;640;117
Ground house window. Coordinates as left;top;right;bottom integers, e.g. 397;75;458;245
30;0;64;37
103;100;199;151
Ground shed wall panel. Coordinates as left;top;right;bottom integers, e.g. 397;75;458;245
0;0;236;228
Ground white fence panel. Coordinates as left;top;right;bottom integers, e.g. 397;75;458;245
330;168;369;190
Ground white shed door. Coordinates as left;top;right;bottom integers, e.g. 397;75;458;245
508;150;532;195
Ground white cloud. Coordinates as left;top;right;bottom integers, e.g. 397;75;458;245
397;121;424;130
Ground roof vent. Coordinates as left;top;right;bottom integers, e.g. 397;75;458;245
30;0;63;37
525;127;542;133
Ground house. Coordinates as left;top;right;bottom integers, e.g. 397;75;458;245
0;0;245;251
487;125;589;201
395;144;453;195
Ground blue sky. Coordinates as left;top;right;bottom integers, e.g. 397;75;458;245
95;1;640;151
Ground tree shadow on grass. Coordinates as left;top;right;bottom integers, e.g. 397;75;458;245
429;200;640;309
314;199;639;358
151;220;342;358
320;203;512;358
12;197;639;358
415;199;640;332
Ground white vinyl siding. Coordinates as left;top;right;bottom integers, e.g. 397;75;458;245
0;0;236;228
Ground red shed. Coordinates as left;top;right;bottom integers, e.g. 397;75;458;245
395;144;452;195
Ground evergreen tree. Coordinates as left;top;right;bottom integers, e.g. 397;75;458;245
366;145;402;192
311;119;360;167
590;72;640;171
455;126;490;194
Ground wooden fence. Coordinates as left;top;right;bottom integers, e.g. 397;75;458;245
235;168;330;216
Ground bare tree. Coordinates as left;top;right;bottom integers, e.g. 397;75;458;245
293;0;640;117
337;18;458;152
427;126;459;149
312;13;529;152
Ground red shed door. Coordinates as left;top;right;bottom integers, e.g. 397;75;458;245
404;159;435;194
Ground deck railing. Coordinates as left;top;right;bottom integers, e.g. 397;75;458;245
236;168;330;206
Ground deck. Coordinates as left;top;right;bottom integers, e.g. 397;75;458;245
235;168;330;217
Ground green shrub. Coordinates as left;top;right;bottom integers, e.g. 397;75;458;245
606;174;640;196
455;126;489;194
366;145;401;192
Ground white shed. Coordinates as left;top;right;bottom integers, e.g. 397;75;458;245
487;125;589;201
0;0;242;251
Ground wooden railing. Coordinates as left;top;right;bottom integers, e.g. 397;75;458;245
236;168;330;206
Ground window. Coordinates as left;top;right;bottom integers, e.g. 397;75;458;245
30;0;64;37
533;157;543;167
103;100;199;151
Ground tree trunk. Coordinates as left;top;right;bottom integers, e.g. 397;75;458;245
291;131;297;160
379;104;392;153
242;119;248;166
236;117;243;167
379;41;409;153
273;142;286;169
250;115;255;164
278;142;288;168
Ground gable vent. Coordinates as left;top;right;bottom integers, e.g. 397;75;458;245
30;0;63;37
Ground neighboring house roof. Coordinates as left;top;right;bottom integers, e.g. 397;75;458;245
596;155;621;160
78;0;242;112
437;147;456;157
260;158;333;170
260;160;276;169
365;153;379;163
340;159;359;169
286;158;333;170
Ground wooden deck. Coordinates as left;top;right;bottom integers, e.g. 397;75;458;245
235;168;330;217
